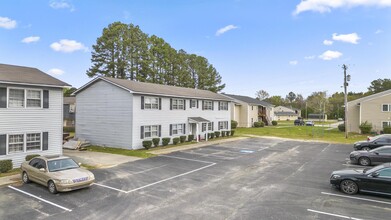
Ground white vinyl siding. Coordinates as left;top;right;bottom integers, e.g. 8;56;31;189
172;99;185;110
145;97;159;109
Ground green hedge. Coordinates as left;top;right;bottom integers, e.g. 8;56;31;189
214;131;220;138
162;137;171;146
231;130;235;136
0;160;12;173
142;140;152;149
188;135;194;142
180;136;187;143
231;120;238;129
272;121;278;126
208;132;215;139
25;154;40;161
338;123;345;132
359;121;372;134
383;126;391;134
173;137;180;145
221;131;226;137
152;138;160;147
254;121;265;127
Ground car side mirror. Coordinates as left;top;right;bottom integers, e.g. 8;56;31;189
39;168;46;172
374;151;379;155
371;172;379;178
78;162;82;166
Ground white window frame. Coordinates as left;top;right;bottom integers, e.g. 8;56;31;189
203;100;213;110
7;87;43;109
144;125;159;138
172;99;185;110
190;99;197;108
219;101;228;111
144;97;159;110
382;121;391;128
26;133;42;152
382;104;391;112
6;132;43;155
26;89;42;108
172;124;184;135
218;121;228;130
7;134;24;154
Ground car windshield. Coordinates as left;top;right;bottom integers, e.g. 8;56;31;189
364;164;385;174
369;135;383;142
47;158;79;172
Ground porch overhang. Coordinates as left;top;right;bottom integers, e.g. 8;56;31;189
188;117;210;123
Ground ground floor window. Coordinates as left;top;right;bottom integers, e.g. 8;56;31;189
8;134;24;153
382;121;391;128
218;121;228;130
144;125;159;138
26;133;41;151
201;122;213;132
171;124;184;135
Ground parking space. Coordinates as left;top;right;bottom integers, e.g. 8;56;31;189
1;137;390;220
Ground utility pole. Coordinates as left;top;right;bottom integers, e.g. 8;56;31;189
342;64;350;139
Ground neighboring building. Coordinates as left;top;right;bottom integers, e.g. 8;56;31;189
0;64;70;168
222;94;274;127
274;106;301;121
73;77;232;149
347;89;391;133
63;97;76;128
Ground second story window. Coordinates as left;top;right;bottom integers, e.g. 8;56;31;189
144;97;159;109
191;99;197;108
203;100;213;110
27;90;41;108
382;104;391;112
219;101;228;111
9;89;25;108
8;88;42;108
171;98;185;110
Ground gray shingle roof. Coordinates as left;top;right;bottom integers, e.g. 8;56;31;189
0;64;70;87
75;77;231;101
222;93;273;107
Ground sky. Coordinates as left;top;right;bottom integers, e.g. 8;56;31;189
1;0;390;98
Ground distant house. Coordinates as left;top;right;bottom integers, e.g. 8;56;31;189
347;89;391;133
63;97;76;128
222;94;274;127
0;64;69;168
274;106;301;121
73;77;232;149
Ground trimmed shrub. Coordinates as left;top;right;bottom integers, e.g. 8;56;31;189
226;130;231;136
142;140;152;150
63;127;75;132
231;120;238;129
222;131;226;137
162;137;171;146
359;121;372;134
209;132;215;139
152;138;160;147
173;137;180;145
188;135;194;142
338;123;345;132
0;160;12;173
214;131;220;138
272;120;278;126
383;126;391;134
254;122;265;127
180;136;187;143
25;154;40;161
231;130;235;136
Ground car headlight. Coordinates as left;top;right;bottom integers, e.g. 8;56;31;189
331;175;341;179
59;179;73;184
88;173;95;180
350;152;359;156
355;143;360;146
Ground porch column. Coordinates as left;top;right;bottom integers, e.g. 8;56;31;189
196;123;199;142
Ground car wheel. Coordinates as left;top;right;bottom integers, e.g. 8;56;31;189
358;157;371;166
362;147;371;151
340;180;358;195
48;180;58;194
22;172;30;184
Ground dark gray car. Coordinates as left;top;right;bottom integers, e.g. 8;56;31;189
350;146;391;166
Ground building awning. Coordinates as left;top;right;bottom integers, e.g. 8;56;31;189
188;117;210;123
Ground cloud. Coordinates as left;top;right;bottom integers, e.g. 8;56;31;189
293;0;391;15
50;39;88;53
289;60;298;65
319;50;343;60
375;29;383;34
21;36;40;43
304;55;315;60
48;68;65;75
0;17;17;29
323;40;333;45
216;25;238;36
332;33;360;44
49;0;75;12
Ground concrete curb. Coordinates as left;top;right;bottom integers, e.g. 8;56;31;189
0;174;21;187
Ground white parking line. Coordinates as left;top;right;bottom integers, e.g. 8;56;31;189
92;183;127;193
307;209;363;220
177;151;235;160
159;155;215;164
8;186;72;212
321;192;391;205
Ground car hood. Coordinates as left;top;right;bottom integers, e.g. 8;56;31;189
354;141;368;145
350;150;371;156
332;169;364;176
49;168;92;179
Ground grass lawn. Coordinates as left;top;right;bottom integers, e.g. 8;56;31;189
235;126;367;144
0;168;20;178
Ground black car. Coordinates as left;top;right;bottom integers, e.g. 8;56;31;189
330;163;391;195
353;134;391;151
350;146;391;166
294;119;304;126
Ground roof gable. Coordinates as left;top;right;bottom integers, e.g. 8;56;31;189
348;89;391;104
222;93;273;107
74;77;231;101
0;64;70;87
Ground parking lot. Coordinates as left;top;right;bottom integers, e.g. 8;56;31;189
1;137;390;220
